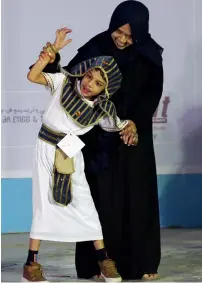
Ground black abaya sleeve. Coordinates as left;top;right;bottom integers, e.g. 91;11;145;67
129;63;163;133
67;41;102;70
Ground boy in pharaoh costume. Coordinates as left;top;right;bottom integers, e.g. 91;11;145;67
22;28;129;282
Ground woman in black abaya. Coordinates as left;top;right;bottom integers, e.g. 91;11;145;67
41;1;163;280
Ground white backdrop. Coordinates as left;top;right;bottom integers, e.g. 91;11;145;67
2;0;202;177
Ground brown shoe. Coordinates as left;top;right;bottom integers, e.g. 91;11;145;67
98;259;122;282
22;262;48;282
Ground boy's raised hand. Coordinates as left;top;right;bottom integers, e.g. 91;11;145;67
39;27;72;63
53;27;72;52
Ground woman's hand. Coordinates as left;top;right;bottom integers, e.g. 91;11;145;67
120;120;138;146
39;42;56;63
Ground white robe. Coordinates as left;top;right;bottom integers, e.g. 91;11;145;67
30;73;127;242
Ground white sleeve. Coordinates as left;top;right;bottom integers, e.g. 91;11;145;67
42;72;66;95
99;115;128;132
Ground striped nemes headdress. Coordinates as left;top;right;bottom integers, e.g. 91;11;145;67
60;56;123;128
70;56;122;100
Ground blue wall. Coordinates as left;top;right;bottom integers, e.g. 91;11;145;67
1;174;202;233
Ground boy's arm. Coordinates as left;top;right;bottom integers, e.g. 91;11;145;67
30;27;72;74
29;53;60;73
28;27;72;85
36;28;99;74
99;115;128;132
27;55;51;85
27;53;66;95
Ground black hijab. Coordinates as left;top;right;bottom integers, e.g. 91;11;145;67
79;0;163;67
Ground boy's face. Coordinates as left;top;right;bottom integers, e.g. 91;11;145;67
80;69;106;99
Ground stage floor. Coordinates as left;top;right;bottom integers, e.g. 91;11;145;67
2;229;202;282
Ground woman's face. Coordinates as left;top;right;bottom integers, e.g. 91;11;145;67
111;23;133;50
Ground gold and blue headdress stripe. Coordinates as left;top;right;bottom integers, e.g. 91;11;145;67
69;56;122;98
60;56;123;128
